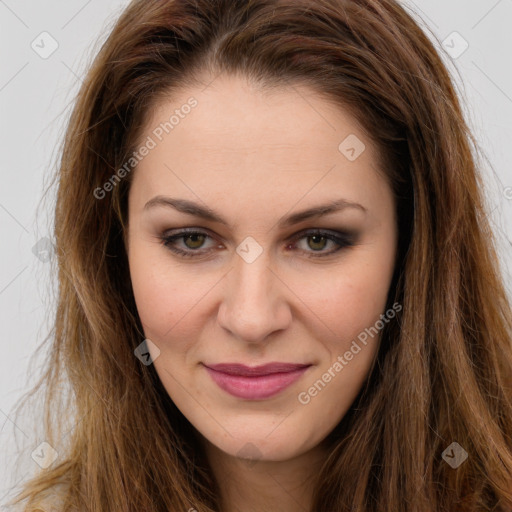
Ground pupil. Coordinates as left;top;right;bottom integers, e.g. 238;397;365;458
309;235;326;251
185;234;204;248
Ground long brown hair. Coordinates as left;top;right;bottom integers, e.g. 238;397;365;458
8;0;512;510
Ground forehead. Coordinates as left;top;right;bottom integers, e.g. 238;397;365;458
130;74;385;208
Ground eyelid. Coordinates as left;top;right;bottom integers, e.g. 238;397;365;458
288;227;355;243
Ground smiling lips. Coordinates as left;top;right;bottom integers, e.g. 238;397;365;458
203;362;312;400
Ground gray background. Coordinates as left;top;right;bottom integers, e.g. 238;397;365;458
1;0;511;506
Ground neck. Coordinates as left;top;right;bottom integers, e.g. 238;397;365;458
201;438;329;512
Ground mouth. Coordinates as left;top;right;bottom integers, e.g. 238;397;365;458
203;362;312;400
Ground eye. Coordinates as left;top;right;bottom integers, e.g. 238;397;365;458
159;228;355;259
287;229;355;258
160;229;218;258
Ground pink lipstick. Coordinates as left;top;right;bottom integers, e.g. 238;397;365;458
203;362;311;400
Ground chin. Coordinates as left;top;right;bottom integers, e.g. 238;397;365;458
196;415;321;464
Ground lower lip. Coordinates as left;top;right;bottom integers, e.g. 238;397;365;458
204;366;310;400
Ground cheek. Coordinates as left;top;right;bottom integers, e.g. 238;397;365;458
128;246;205;346
301;252;394;349
296;258;394;422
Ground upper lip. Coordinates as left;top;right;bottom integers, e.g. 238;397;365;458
204;362;311;377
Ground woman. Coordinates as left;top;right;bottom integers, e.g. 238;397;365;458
9;0;512;510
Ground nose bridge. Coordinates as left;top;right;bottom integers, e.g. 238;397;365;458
217;244;291;343
232;247;272;304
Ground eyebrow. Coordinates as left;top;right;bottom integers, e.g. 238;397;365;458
143;196;367;229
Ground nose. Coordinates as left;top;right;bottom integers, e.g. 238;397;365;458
217;249;292;344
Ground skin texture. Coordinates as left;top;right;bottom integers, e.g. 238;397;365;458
126;73;397;512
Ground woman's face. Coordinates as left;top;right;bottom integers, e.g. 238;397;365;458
127;74;397;462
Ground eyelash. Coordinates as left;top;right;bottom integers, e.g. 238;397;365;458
159;228;355;259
